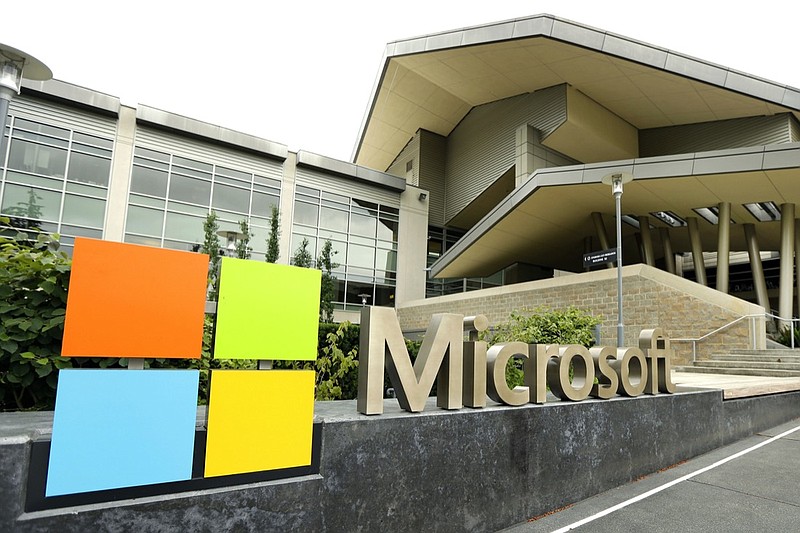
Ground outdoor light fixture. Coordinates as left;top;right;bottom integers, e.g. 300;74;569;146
692;206;735;225
651;211;686;228
358;293;371;306
620;214;641;229
693;206;720;225
217;230;246;256
0;43;52;160
601;172;633;348
744;202;781;222
418;192;427;201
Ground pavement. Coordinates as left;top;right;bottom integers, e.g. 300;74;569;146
499;371;800;532
672;371;800;399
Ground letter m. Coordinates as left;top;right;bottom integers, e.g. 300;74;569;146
357;307;463;415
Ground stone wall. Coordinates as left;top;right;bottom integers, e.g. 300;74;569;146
3;391;800;532
398;264;766;365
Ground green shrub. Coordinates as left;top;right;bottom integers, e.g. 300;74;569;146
484;307;601;388
0;228;72;410
275;322;359;400
776;326;800;348
486;306;601;346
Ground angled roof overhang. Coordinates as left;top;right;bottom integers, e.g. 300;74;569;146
353;14;800;171
430;143;800;278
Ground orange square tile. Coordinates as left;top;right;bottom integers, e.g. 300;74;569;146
62;238;208;359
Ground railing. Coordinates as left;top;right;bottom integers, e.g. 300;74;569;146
672;312;800;363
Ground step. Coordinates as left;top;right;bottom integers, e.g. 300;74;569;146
727;349;800;356
674;365;800;378
698;360;800;371
709;354;800;364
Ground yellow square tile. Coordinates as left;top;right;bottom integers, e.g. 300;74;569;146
204;370;315;477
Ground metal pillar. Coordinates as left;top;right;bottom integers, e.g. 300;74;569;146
744;223;770;312
614;189;624;347
638;216;655;266
591;212;613;269
716;202;731;293
779;203;795;331
583;236;592;272
687;217;707;286
796;218;800;320
660;228;675;274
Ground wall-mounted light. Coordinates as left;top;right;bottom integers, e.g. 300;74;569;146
418;192;427;201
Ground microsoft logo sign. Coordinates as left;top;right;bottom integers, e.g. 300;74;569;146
45;237;321;497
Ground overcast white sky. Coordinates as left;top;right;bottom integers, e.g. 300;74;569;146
4;1;799;162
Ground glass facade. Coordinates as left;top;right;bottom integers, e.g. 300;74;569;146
124;146;281;259
291;185;398;309
0;117;112;253
426;226;503;297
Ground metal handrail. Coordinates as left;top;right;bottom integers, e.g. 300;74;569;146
672;312;800;363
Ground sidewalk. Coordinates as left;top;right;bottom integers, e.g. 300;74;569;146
672;370;800;399
498;371;800;532
500;418;800;532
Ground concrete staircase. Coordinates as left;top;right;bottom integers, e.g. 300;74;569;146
675;349;800;377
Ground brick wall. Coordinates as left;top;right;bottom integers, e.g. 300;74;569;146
397;264;766;365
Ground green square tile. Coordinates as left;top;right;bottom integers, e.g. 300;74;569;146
214;259;321;360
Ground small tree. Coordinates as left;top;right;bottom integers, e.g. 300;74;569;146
5;188;44;230
235;219;253;260
200;211;221;301
317;239;339;323
265;205;280;263
291;237;313;268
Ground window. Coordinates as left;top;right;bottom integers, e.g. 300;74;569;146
291;184;399;309
124;146;281;258
0;116;113;254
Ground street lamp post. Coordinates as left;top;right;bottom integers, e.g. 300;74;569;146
217;230;246;257
601;172;633;348
0;44;52;161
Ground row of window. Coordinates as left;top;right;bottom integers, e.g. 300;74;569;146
291;186;400;309
1;117;113;253
2;116;405;310
124;147;282;256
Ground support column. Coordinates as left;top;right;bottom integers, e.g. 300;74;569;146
591;212;613;269
635;233;644;263
104;106;137;241
796;219;800;320
583;236;592;272
277;153;298;265
744;224;770;313
716;202;731;293
395;185;430;305
779;203;795;330
660;228;675;274
638;216;654;266
687;217;707;286
515;125;544;188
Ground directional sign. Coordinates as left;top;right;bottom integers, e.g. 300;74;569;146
583;249;617;268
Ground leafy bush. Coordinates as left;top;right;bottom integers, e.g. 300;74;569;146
486;306;600;346
0;228;72;410
484;307;601;388
776;326;800;348
275;322;359;400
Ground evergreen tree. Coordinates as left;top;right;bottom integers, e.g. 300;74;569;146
317;239;339;323
291;237;313;268
200;211;221;301
235;219;253;260
265;205;280;263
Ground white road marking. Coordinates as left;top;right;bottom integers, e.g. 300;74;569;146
551;423;800;532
